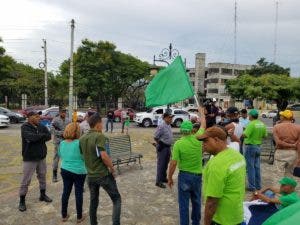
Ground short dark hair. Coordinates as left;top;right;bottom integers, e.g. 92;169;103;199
88;113;102;128
241;109;247;114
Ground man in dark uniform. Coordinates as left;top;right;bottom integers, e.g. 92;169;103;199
154;112;174;188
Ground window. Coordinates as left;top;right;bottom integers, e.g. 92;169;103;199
174;110;188;115
155;109;163;114
189;73;195;78
209;68;219;73
220;79;228;84
48;111;59;117
208;78;219;83
207;89;218;94
221;68;232;74
234;70;244;75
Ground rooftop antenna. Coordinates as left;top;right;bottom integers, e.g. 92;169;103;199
273;1;279;63
234;0;237;65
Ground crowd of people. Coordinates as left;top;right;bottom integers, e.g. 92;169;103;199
154;104;300;225
17;104;300;225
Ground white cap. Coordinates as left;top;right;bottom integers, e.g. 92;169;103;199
212;98;217;102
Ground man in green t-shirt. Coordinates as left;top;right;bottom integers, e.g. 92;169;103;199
168;107;205;225
242;109;267;191
198;126;246;225
255;177;300;210
79;113;121;225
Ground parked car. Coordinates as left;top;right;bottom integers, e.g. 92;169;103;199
261;110;278;118
18;105;47;117
0;107;26;123
134;107;190;128
114;108;135;122
41;106;59;115
287;104;300;111
0;114;10;127
40;108;86;123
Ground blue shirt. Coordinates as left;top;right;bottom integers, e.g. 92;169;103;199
239;117;250;129
58;140;87;174
154;121;173;145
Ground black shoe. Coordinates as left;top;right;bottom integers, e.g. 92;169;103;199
155;182;166;188
18;196;26;212
39;190;52;202
52;170;58;183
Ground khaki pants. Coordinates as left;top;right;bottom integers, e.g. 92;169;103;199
19;159;47;196
274;149;297;178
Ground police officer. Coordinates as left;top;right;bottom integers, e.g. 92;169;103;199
154;112;174;188
51;107;70;182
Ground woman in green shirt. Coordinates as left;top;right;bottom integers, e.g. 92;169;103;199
58;123;87;223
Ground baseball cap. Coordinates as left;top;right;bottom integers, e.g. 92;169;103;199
226;106;239;114
180;121;193;133
197;126;227;141
279;177;297;187
59;107;67;112
163;112;175;118
279;110;293;119
87;111;96;117
248;109;259;117
27;110;42;117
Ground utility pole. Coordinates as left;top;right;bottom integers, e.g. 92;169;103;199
42;39;48;107
273;1;279;63
234;0;237;65
68;19;75;119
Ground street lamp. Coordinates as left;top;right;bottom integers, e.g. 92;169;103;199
150;43;182;76
153;43;180;66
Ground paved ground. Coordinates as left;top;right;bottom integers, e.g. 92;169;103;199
0;121;299;225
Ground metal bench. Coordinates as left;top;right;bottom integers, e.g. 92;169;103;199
109;135;143;174
260;133;275;164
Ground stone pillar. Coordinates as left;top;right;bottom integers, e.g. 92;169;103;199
195;53;206;98
118;98;123;109
21;94;27;109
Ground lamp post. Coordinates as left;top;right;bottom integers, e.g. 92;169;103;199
153;43;180;66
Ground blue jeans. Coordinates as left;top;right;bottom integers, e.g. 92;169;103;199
178;172;202;225
61;168;86;219
245;145;261;190
106;118;114;132
88;174;121;225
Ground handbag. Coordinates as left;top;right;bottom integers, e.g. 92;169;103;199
293;167;300;177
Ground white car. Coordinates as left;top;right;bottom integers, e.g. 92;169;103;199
134;107;190;128
0;114;10;127
261;110;278;118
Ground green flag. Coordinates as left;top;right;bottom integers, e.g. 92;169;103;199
262;201;300;225
145;56;194;107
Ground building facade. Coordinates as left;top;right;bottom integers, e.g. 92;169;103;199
187;53;252;107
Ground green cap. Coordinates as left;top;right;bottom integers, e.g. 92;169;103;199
279;177;297;187
248;109;259;117
180;121;193;133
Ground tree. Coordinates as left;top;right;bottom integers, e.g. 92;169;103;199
245;58;290;77
226;59;299;111
59;39;150;108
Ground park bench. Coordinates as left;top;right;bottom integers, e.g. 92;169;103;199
108;135;143;174
260;133;275;164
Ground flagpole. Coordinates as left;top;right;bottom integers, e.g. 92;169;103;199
194;95;200;107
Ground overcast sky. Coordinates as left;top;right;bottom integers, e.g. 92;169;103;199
1;0;299;76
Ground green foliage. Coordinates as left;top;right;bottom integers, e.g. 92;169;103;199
226;59;299;110
245;58;290;77
59;39;150;106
